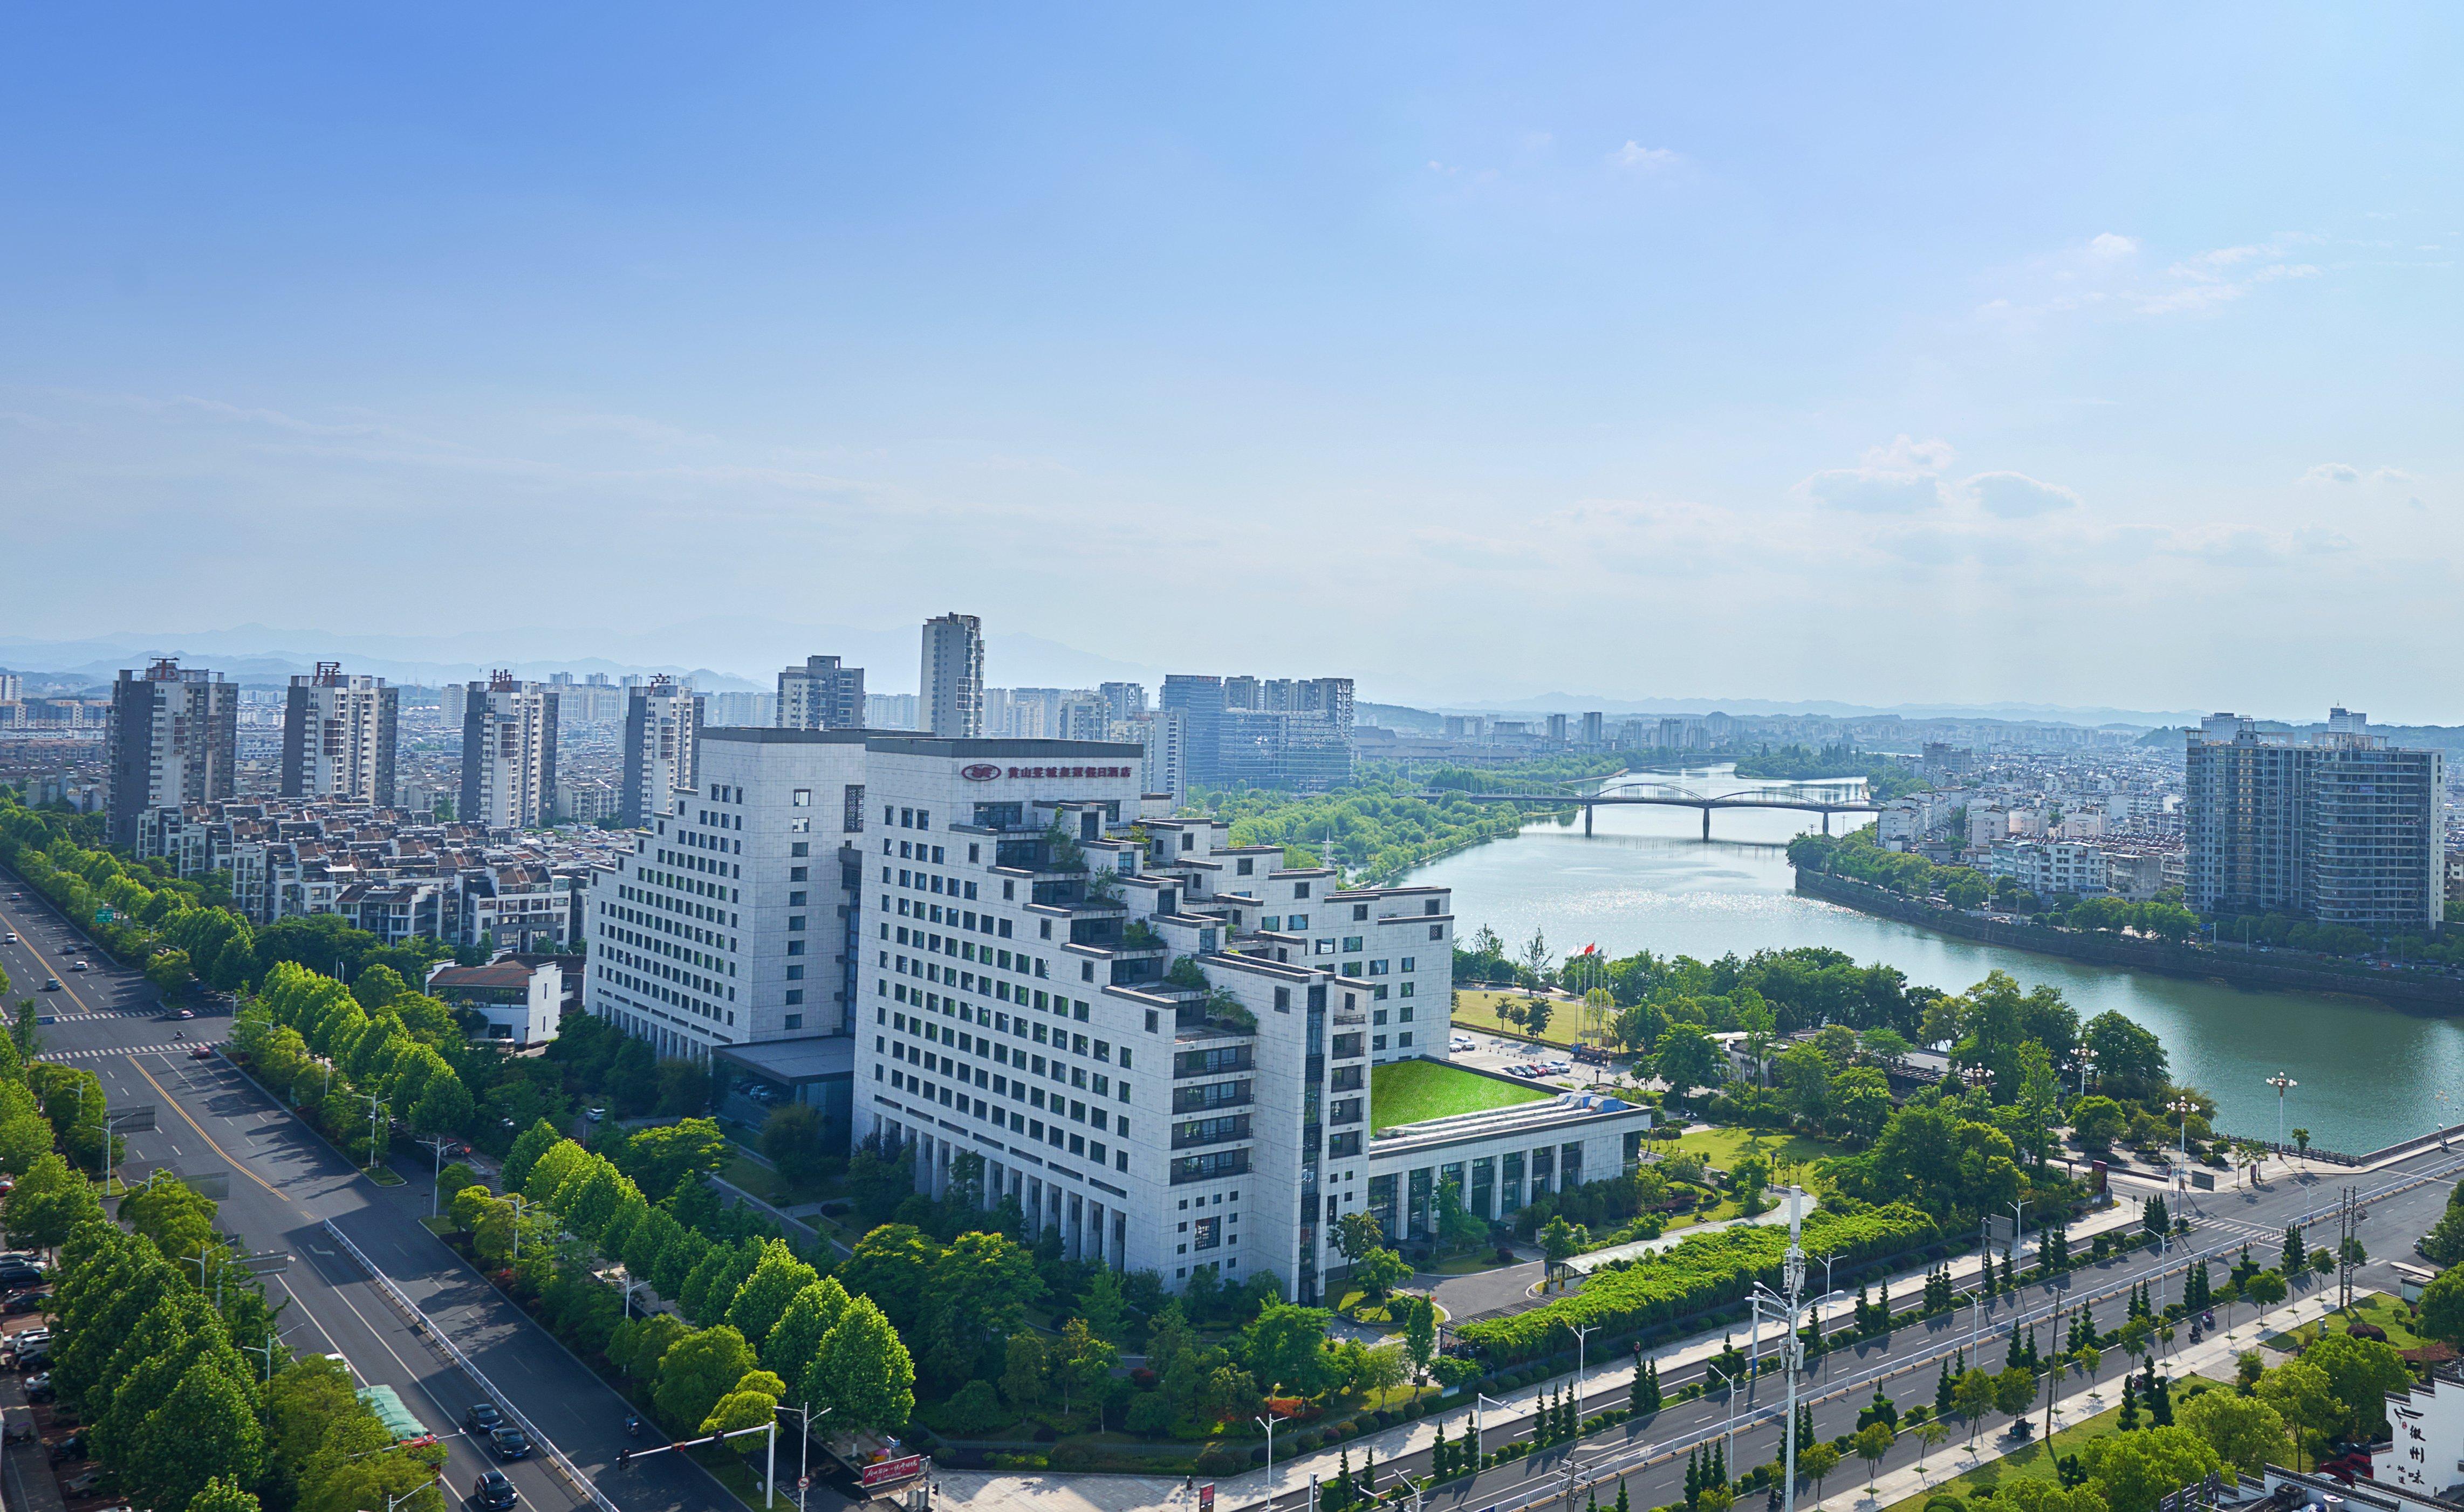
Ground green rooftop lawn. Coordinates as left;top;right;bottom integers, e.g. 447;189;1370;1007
1371;1057;1553;1132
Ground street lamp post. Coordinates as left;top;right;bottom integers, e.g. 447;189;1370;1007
1473;1392;1509;1464
2073;1047;2098;1097
2264;1073;2298;1150
1704;1360;1740;1481
505;1193;536;1262
2008;1200;2030;1283
2167;1096;2198;1160
1255;1411;1278;1489
415;1133;458;1217
1566;1321;1597;1419
622;1276;654;1318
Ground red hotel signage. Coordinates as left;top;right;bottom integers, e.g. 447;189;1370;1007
961;763;1133;788
860;1455;924;1487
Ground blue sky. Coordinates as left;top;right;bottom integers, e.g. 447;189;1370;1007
3;5;2458;716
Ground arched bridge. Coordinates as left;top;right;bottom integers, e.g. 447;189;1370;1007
1425;777;1880;840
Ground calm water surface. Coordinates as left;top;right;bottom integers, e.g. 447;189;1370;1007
1406;764;2464;1155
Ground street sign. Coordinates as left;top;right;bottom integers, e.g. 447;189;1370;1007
1199;1485;1215;1511
860;1455;923;1488
94;908;115;923
798;1477;810;1490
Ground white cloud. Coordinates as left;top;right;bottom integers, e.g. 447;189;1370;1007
1609;141;1681;172
1982;234;2324;324
2087;232;2139;259
1797;436;1954;513
2299;462;2414;486
1966;471;2081;519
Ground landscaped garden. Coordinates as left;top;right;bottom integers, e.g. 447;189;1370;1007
1371;1058;1553;1131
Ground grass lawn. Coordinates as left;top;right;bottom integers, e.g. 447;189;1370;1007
1372;1058;1552;1131
1877;1376;2235;1512
2264;1290;2425;1352
1665;1124;1846;1173
721;1152;781;1202
1452;991;1596;1047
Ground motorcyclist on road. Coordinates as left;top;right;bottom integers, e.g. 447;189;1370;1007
626;1415;641;1438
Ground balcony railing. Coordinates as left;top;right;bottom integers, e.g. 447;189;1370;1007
1173;1082;1254;1115
1170;1151;1250;1185
1171;1116;1251;1150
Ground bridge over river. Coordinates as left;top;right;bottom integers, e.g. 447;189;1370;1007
1426;776;1879;839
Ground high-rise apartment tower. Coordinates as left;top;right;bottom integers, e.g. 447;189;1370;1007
920;614;984;738
107;659;238;848
280;663;398;806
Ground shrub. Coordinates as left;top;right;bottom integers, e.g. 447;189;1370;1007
942;1380;1005;1437
1376;1408;1398;1428
1404;1399;1426;1419
1195;1446;1249;1476
1049;1444;1097;1471
1461;1204;1940;1363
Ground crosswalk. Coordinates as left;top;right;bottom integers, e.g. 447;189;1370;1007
44;1008;190;1022
35;1042;220;1063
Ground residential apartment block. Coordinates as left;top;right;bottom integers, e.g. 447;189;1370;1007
620;677;701;828
920;614;984;738
458;673;560;830
777;655;866;731
2186;711;2442;930
280;664;398;807
107;658;239;849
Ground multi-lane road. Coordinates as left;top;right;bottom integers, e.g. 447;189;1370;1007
0;879;787;1512
1244;1121;2464;1511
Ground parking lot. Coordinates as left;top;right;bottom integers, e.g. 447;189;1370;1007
1443;1029;1623;1089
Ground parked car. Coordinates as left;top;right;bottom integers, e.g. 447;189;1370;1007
175;1008;195;1020
4;1291;49;1316
586;1108;606;1122
471;1472;519;1510
463;1403;503;1436
488;1425;532;1460
0;1269;48;1294
24;1373;53;1403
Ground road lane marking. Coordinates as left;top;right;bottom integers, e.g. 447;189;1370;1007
124;1055;288;1201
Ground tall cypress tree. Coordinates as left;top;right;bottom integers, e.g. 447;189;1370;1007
2119;1374;2139;1432
2148;1373;2173;1428
1432;1419;1450;1480
2283;1222;2304;1276
1711;1441;1727;1488
1617;1481;1632;1512
1687;1447;1703;1509
1936;1358;1954;1416
2006;1327;2023;1370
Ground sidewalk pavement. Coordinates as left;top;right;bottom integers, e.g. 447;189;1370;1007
0;1373;68;1512
1803;1282;2349;1512
933;1157;2327;1512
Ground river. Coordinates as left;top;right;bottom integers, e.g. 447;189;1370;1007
1406;764;2464;1156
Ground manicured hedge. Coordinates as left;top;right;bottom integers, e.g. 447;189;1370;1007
1457;1202;1941;1362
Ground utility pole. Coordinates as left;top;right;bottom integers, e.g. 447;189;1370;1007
1782;1188;1806;1512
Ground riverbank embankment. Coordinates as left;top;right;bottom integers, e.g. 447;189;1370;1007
1794;868;2464;1011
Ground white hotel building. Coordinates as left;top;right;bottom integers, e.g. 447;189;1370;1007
583;731;1653;1301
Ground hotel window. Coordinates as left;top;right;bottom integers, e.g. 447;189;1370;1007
792;789;811;807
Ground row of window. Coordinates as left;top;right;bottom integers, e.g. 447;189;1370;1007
878;1073;1127;1172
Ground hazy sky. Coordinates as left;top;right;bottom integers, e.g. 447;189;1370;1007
3;6;2458;716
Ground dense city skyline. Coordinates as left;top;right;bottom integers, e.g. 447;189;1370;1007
4;7;2460;714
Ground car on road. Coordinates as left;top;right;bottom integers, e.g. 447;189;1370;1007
175;1008;195;1020
188;1046;214;1061
471;1472;519;1510
463;1403;503;1435
488;1425;531;1460
67;961;87;973
39;979;57;992
3;933;15;944
24;1372;52;1403
586;1108;606;1122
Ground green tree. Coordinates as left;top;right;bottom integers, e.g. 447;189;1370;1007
145;948;194;998
724;1240;820;1348
1242;1302;1334;1397
654;1325;757;1434
1058;1317;1118;1415
2070;1097;2128;1151
1002;1332;1051;1407
501;1119;563;1192
190;1473;264;1512
128;1357;266;1512
1352;1246;1412;1306
1831;1067;1894;1144
806;1295;915;1435
700;1371;786;1437
1331;1209;1387;1263
761;1277;853;1386
758;1104;833;1192
926;1229;1043;1375
1538;1216;1589;1279
836;1223;942;1334
1401;1295;1438;1381
1079;1268;1129;1344
1953;1369;1997;1442
2420;1266;2464;1348
1796;1442;1841;1496
2176;1390;2290;1475
2080;1424;2220;1512
1852;1422;1895;1488
2302;1332;2409;1439
2257;1360;2344;1469
1653;1025;1721;1105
